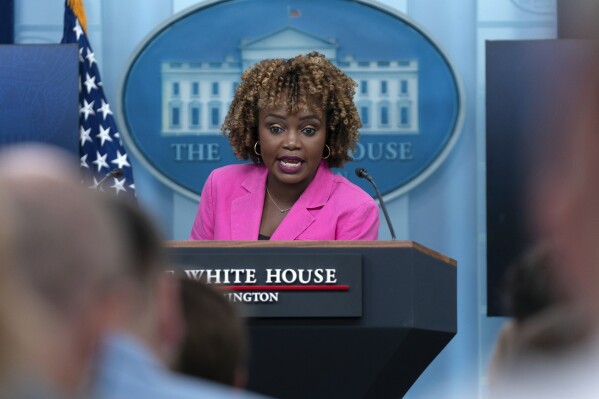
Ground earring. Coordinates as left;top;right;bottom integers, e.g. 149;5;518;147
322;144;331;160
254;142;261;156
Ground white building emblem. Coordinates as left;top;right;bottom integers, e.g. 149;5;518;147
161;27;419;136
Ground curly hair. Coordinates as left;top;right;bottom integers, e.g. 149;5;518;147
222;51;362;168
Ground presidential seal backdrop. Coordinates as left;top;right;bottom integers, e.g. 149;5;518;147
118;0;464;201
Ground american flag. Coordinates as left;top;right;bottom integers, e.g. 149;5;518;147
61;0;135;198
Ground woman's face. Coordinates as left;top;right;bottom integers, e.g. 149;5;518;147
257;106;327;190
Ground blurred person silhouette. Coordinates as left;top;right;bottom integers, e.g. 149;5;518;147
0;143;265;399
92;194;267;399
489;19;599;397
528;1;599;338
173;279;248;388
0;144;129;399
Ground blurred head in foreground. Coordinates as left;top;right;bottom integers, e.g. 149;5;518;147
0;143;128;396
99;192;184;367
488;243;591;386
173;279;248;388
91;177;263;399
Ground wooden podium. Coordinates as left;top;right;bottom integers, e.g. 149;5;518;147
166;241;456;399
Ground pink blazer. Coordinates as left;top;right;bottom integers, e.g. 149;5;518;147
189;161;380;240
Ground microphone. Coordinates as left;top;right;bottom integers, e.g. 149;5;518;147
355;167;396;240
95;168;124;190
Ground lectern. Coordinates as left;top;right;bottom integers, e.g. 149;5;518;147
166;241;456;399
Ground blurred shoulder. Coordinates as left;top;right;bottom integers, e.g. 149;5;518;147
166;371;268;399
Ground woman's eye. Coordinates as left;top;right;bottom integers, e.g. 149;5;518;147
269;126;284;134
302;127;316;136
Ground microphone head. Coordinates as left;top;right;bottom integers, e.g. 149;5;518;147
355;167;368;179
111;168;124;178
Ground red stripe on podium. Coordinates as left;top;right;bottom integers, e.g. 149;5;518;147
218;285;350;291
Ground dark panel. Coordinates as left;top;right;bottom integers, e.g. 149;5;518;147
0;0;14;44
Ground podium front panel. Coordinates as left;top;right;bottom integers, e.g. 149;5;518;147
167;241;456;399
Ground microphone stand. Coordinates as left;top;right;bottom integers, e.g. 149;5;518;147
355;167;396;240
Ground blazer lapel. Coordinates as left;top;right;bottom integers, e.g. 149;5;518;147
270;161;333;240
231;167;267;240
270;207;315;240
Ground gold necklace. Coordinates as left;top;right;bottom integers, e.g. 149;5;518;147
266;186;292;213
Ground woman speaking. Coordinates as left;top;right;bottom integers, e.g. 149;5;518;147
189;52;380;240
